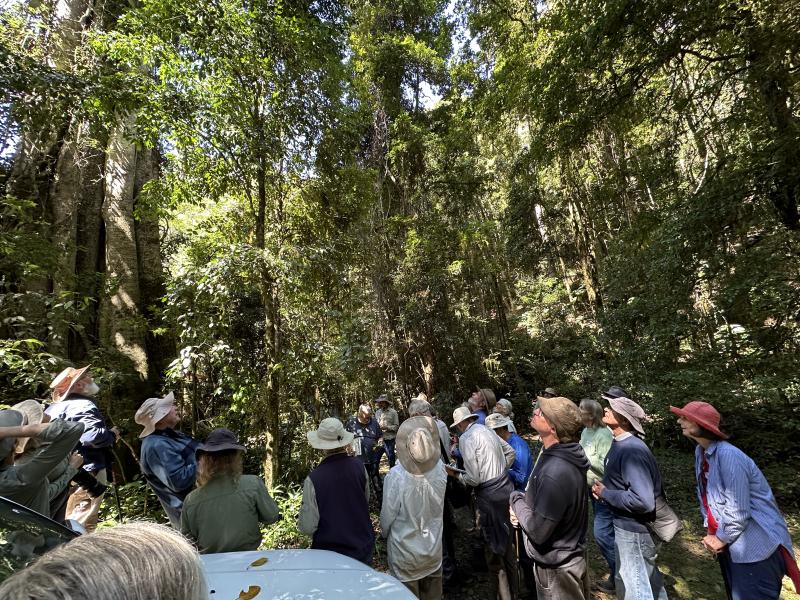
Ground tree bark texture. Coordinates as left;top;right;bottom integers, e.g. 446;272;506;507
100;114;149;381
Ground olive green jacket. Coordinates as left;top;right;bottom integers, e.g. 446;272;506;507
181;474;280;554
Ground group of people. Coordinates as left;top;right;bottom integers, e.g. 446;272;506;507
290;386;800;600
0;364;798;600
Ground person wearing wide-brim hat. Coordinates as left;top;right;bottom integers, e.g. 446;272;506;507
446;406;518;600
380;416;447;598
486;412;531;491
180;428;280;554
135;392;199;529
0;407;84;518
45;365;120;530
492;398;518;434
12;399;102;521
374;394;400;471
670;401;800;599
592;396;668;599
298;418;375;566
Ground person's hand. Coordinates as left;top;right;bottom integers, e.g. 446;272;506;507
111;426;121;442
68;452;84;469
591;481;605;499
702;534;726;555
445;465;461;478
509;507;519;527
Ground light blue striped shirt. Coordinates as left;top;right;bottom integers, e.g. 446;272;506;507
697;441;794;563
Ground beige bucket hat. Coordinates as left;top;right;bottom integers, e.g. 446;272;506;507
450;406;479;429
485;412;512;430
0;410;24;460
135;392;176;438
11;400;45;454
396;416;440;475
307;418;355;450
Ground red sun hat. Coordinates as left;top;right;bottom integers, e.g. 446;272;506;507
669;401;729;439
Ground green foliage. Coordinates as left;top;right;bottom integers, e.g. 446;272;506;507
260;484;307;550
98;478;166;527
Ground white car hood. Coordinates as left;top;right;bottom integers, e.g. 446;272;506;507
201;549;416;599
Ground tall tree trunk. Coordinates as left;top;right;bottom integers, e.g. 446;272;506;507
134;144;170;390
100;114;148;380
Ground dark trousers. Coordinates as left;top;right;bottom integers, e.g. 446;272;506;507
719;547;786;600
374;438;397;469
485;531;518;600
441;498;457;582
516;527;537;598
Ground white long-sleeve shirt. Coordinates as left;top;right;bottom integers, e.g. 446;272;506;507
380;462;447;582
458;422;515;487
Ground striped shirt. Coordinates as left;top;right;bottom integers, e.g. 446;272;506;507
697;441;794;563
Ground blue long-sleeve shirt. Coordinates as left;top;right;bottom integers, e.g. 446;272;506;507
600;433;662;533
45;395;116;472
140;428;199;525
697;441;794;563
507;433;533;491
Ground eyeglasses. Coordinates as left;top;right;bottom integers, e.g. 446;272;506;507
533;407;543;417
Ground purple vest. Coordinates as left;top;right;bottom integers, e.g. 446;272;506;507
308;452;375;565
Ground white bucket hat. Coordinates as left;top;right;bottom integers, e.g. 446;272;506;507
396;416;440;475
135;392;176;438
485;412;512;430
450;406;479;429
307;418;355;450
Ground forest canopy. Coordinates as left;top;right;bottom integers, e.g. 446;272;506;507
1;0;799;499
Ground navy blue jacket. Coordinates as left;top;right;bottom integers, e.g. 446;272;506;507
308;452;375;564
601;434;662;533
45;395;116;472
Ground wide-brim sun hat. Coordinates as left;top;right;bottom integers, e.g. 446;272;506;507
476;388;497;411
669;401;729;440
307;417;355;450
608;396;646;436
197;428;246;453
0;410;24;460
135;392;176;438
396;416;441;475
11;400;45;454
375;394;392;406
49;365;91;403
450;406;479;429
485;412;512;430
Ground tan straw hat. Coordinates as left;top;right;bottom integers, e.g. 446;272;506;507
450;406;479;429
49;365;91;403
11;400;45;454
307;418;355;450
396;416;440;475
135;392;176;438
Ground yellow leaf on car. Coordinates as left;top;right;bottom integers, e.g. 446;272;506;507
238;585;261;599
249;557;269;567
